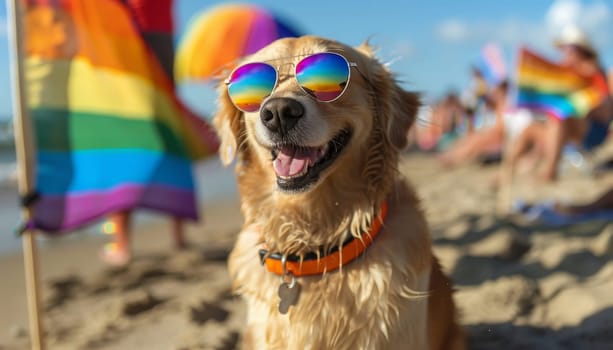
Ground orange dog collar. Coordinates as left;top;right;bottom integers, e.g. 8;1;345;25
258;201;388;277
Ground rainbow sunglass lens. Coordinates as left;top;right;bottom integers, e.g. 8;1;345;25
226;53;353;112
296;52;350;102
227;62;277;112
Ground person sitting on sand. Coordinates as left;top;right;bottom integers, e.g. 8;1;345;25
414;92;468;151
434;92;470;150
439;80;510;166
506;27;613;182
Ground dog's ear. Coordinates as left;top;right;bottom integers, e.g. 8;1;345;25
213;81;244;166
386;85;420;150
359;52;420;150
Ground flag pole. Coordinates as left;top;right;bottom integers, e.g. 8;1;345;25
6;0;46;349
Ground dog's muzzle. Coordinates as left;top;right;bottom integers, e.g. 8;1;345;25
260;97;305;137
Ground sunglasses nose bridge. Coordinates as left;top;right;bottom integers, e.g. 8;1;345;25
274;62;296;81
270;64;303;98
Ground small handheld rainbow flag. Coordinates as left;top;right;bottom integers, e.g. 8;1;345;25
24;0;219;232
515;47;609;120
475;43;507;88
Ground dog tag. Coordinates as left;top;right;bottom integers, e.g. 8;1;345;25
278;281;301;314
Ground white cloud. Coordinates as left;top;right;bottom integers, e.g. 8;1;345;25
545;0;612;49
436;19;470;42
546;0;611;31
435;18;547;48
545;0;581;29
392;40;415;57
435;0;612;52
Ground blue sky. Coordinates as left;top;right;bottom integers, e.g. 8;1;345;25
1;0;612;119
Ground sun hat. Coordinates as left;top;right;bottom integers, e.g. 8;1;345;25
554;25;597;57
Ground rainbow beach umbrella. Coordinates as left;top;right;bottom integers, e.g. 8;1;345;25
175;4;302;82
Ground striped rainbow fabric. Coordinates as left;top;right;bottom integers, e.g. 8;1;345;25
515;47;609;120
24;0;219;232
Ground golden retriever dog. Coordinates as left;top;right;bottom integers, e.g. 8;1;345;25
213;35;466;350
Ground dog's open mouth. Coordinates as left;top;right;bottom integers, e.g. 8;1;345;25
271;129;352;192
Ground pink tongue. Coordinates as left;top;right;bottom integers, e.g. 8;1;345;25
273;146;318;177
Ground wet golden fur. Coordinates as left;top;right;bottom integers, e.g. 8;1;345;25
213;36;466;349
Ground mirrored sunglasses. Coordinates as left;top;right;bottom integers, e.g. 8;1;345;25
225;52;357;113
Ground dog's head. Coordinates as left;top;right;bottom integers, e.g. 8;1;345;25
214;36;419;205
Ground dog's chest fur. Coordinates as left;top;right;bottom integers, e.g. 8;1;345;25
229;189;433;350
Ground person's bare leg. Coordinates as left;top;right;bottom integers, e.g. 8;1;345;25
493;121;551;189
539;120;564;182
171;217;187;249
493;124;534;187
507;123;543;171
100;211;132;266
439;137;473;166
540;118;587;182
439;126;503;166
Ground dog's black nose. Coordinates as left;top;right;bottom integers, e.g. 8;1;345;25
260;98;305;134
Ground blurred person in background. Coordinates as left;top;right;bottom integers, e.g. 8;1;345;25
506;26;612;182
433;92;467;150
414;91;468;152
439;79;510;167
101;0;187;267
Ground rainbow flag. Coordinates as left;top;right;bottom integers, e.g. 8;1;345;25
474;43;507;88
515;47;609;120
24;0;219;232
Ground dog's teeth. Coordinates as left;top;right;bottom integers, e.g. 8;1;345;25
298;165;310;178
296;165;309;177
278;165;309;180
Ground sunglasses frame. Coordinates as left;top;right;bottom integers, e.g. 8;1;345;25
225;52;358;112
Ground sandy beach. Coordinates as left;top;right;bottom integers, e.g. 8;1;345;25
1;146;613;349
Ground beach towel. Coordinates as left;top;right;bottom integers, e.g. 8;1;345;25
23;0;219;233
513;201;613;227
515;47;609;121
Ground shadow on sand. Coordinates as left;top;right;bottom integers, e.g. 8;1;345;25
433;213;610;286
468;306;613;350
432;212;613;349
